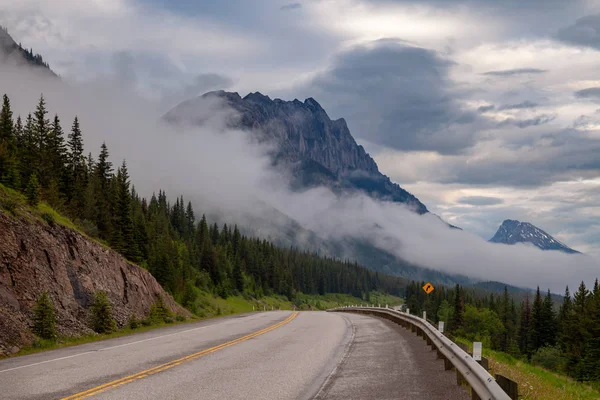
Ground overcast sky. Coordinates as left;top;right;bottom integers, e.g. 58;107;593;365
1;0;600;255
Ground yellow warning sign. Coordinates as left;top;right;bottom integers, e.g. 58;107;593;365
423;282;434;294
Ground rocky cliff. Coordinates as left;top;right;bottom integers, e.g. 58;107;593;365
0;212;188;355
164;91;428;214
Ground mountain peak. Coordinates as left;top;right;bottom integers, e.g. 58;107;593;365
489;219;579;254
164;90;429;214
243;91;273;104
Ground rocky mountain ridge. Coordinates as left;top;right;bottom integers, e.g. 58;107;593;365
0;26;56;75
165;90;428;214
489;219;579;254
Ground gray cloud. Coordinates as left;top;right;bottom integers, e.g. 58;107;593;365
575;87;600;100
499;101;538;110
112;51;136;87
281;3;302;11
457;196;504;206
483;68;547;77
183;73;234;97
514;114;557;128
477;105;495;112
303;39;479;154
557;14;600;50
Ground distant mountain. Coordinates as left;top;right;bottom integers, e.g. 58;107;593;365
165;90;428;214
0;26;56;75
489;219;579;254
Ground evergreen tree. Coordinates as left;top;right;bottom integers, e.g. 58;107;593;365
95;143;113;239
25;173;40;206
530;287;544;352
558;286;573;352
568;282;593;380
519;295;532;357
32;291;57;340
33;95;51;187
542;289;557;347
0;94;18;187
451;284;464;333
90;291;117;334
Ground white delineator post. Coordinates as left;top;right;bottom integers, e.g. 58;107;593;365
438;321;444;333
423;311;427;320
473;342;482;361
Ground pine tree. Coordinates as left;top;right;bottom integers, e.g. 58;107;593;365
558;286;573;352
33;95;51;188
20;113;37;186
542;289;557;347
568;282;593;380
90;291;117;334
451;284;464;333
95;143;113;239
0;94;18;187
115;161;138;261
530;287;544;352
32;291;57;340
26;173;40;206
519;295;532;357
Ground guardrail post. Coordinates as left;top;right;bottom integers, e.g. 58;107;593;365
456;369;466;386
471;388;482;400
444;357;453;371
495;375;519;399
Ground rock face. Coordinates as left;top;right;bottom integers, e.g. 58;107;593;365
489;219;579;254
0;212;189;355
165;91;428;214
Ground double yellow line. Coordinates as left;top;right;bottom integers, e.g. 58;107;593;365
62;312;299;399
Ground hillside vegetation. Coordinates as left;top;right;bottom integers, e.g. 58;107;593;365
0;94;406;328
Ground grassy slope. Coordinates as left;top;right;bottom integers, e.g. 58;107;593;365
455;338;600;400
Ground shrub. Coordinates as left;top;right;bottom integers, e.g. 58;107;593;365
175;315;186;322
128;313;140;329
0;197;18;214
90;291;117;334
32;291;57;340
531;346;567;373
41;212;55;227
147;296;174;324
76;219;99;238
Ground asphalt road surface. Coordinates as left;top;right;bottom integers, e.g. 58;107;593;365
0;311;469;400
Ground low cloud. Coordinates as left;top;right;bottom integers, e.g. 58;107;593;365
499;101;538;110
3;62;599;294
483;68;547;77
575;87;600;100
477;105;495;112
457;196;504;206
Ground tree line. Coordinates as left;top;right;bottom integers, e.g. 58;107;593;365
0;94;406;312
405;280;600;382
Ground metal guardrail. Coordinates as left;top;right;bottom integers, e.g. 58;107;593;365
329;306;511;400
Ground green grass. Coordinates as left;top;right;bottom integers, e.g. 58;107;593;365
454;337;600;399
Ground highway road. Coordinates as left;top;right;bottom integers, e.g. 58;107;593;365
0;311;469;399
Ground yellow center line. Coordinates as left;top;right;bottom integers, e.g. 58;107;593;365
61;312;299;400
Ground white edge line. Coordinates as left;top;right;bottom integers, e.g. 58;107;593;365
311;314;356;399
0;314;270;374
